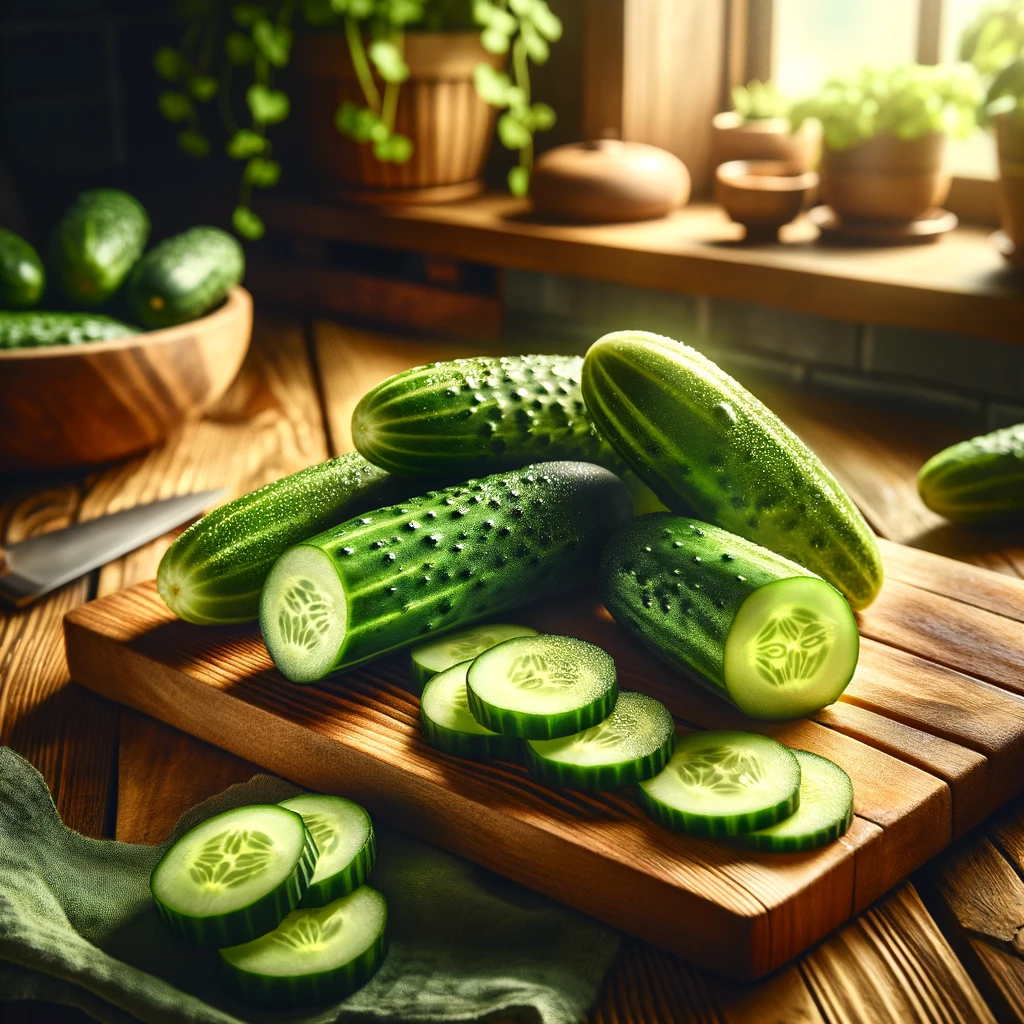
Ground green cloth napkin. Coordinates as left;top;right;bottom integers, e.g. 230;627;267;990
0;747;619;1024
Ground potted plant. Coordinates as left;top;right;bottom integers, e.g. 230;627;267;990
790;64;981;224
711;80;819;172
960;0;1024;266
154;0;563;238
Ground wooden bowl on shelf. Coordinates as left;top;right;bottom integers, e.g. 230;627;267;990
0;286;253;473
715;160;818;241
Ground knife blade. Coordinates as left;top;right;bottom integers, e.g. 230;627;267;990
0;489;226;607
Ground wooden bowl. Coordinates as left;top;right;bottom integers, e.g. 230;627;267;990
716;160;818;240
0;286;253;473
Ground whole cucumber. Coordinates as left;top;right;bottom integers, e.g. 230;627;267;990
0;228;45;308
918;423;1024;522
582;331;883;610
49;189;149;306
260;461;633;682
352;354;624;476
0;311;136;349
126;226;244;328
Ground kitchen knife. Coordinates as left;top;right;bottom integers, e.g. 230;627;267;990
0;489;226;607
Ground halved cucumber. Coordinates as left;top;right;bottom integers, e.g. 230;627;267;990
421;660;521;760
732;749;853;852
150;805;317;947
410;623;538;694
638;731;801;836
219;885;388;1008
467;634;618;740
279;794;375;907
525;691;674;789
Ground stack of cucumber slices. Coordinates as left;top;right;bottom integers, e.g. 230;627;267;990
150;793;385;1008
412;625;854;851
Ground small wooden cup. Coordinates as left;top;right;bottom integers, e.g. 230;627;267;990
0;287;253;473
715;160;819;241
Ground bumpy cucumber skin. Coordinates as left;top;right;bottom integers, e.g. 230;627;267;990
0;311;137;349
262;461;633;679
49;189;149;306
150;808;318;948
917;423;1024;523
158;452;431;624
582;331;883;609
600;514;858;718
126;226;245;328
352;354;625;477
0;228;45;308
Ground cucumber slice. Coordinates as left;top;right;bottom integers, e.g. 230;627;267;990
410;623;538;694
150;805;317;947
279;795;375;907
525;691;675;789
467;634;618;740
638;730;801;836
219;885;388;1008
732;749;853;852
421;660;521;760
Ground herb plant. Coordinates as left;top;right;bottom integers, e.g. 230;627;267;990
155;0;561;240
731;80;789;121
960;1;1024;125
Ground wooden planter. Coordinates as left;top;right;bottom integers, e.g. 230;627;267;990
995;112;1024;268
711;112;820;172
819;132;950;224
293;32;503;204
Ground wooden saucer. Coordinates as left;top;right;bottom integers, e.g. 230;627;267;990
809;205;957;245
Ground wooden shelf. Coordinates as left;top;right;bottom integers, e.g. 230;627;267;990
259;194;1024;346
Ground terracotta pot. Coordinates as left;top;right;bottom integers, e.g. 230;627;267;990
711;112;820;172
995;113;1024;268
715;160;818;241
293;32;503;203
819;132;950;224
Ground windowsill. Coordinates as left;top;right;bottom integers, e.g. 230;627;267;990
259;193;1023;346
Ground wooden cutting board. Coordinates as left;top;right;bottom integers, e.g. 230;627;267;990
63;537;1024;980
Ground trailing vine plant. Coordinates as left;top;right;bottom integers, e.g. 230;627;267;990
154;0;561;240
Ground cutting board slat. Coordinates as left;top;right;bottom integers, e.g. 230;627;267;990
63;542;1024;979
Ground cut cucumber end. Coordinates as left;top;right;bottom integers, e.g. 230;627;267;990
261;545;348;684
410;623;539;693
724;577;859;720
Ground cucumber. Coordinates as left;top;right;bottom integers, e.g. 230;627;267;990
410;622;538;693
351;355;625;477
420;660;521;760
732;749;853;852
525;690;674;788
0;228;45;308
0;311;137;349
126;226;245;328
150;805;317;947
158;452;432;625
582;331;883;610
219;886;388;1008
638;730;801;836
601;514;859;720
49;189;149;306
917;423;1024;523
466;634;618;740
260;461;632;683
278;794;375;907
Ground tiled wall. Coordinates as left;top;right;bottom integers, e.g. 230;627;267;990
503;269;1024;431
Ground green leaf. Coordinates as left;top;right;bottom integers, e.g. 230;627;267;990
386;0;425;26
158;90;193;123
245;156;282;187
232;205;265;240
497;111;531;149
247;83;290;124
530;1;563;42
529;101;556;131
508;165;529;196
481;27;510;54
177;129;211;158
520;21;549;64
388;132;413;162
368;40;409;83
188;74;219;101
335;101;382;141
369;120;389;143
252;19;292;68
474;62;513;105
226;128;266;158
225;31;256;64
154;46;185;82
233;3;265;26
473;0;516;34
302;0;337;25
332;0;374;16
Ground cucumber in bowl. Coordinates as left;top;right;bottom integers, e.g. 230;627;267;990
601;515;859;720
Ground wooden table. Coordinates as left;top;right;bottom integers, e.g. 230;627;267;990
2;311;1023;1024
